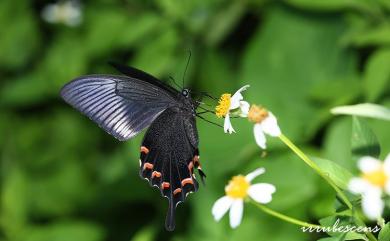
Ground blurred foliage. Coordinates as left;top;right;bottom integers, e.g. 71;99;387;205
0;0;389;241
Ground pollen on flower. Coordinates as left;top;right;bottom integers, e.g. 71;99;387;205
215;93;231;118
225;175;250;199
362;168;388;187
248;104;269;123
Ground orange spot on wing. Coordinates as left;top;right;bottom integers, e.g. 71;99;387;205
152;171;161;178
162;182;170;189
193;155;200;168
181;178;194;186
140;146;150;154
173;188;182;195
188;161;194;173
193;155;199;162
143;162;154;170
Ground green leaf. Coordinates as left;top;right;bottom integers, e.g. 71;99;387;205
312;157;354;190
347;24;390;47
323;118;354;170
331;103;390;121
363;48;390;101
351;116;381;160
379;222;390;241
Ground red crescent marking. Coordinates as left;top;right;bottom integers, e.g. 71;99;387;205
162;182;170;189
140;146;150;154
173;188;182;195
188;161;194;173
193;155;200;167
143;162;154;170
152;171;161;178
181;178;194;186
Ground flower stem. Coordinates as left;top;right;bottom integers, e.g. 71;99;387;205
278;134;353;210
250;200;322;228
354;214;379;241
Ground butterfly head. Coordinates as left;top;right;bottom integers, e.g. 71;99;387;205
181;88;190;98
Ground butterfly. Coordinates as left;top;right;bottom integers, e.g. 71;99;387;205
60;63;207;231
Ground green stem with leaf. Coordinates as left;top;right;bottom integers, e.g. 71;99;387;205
278;134;378;241
250;200;322;228
278;134;353;209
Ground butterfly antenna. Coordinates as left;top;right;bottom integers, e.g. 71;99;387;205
182;50;191;88
197;110;214;115
200;92;218;101
195;114;223;128
196;100;215;108
192;91;218;102
197;105;216;114
169;76;181;90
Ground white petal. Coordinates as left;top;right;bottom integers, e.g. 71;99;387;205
260;112;281;137
229;199;244;229
224;114;235;134
348;178;371;194
230;85;250;110
361;188;384;220
245;168;265;182
254;124;266;149
248;183;276;204
212;196;234;221
383;153;390;175
239;101;250;117
358;156;382;173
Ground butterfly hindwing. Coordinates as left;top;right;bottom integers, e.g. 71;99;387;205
60;75;178;141
139;108;201;231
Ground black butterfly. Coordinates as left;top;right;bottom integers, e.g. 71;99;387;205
60;63;207;231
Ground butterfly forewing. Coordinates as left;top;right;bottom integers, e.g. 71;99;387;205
60;75;177;141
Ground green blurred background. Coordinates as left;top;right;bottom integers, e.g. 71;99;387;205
1;0;390;241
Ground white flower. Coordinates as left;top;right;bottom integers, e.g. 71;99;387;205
348;154;390;220
212;168;276;228
245;105;281;149
215;85;250;134
41;1;82;27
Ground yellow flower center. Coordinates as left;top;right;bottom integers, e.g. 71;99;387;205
215;93;231;118
362;167;388;188
225;175;250;199
247;104;269;123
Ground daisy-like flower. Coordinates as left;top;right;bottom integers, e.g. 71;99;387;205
215;85;250;134
41;0;82;27
245;104;281;149
212;168;276;228
348;154;390;220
